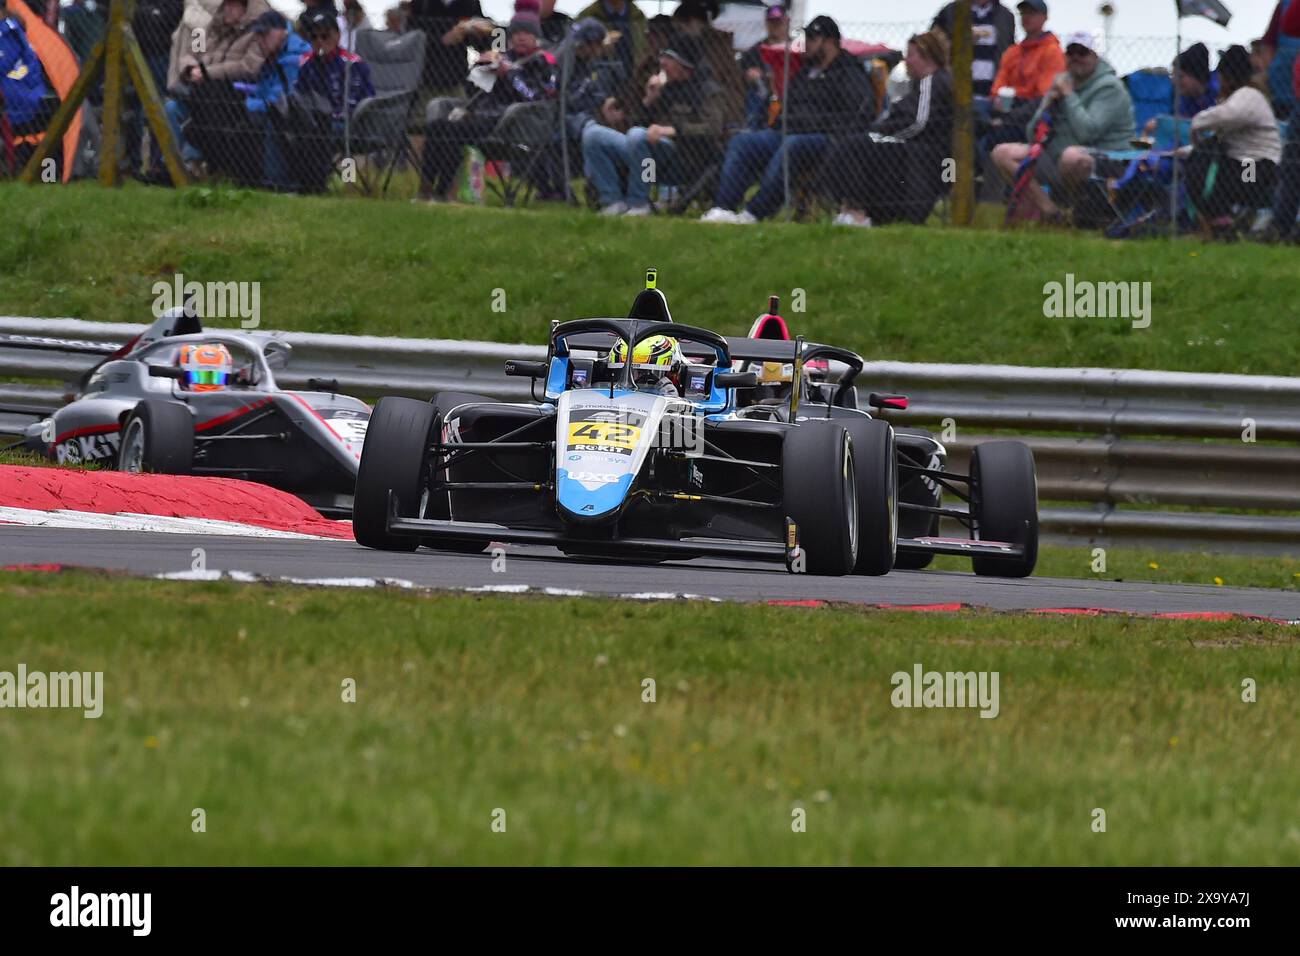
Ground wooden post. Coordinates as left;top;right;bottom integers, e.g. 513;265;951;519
99;0;129;186
950;3;975;227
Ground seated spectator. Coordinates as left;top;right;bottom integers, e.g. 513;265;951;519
167;0;271;175
624;12;673;106
700;15;873;225
816;28;953;227
581;33;723;216
983;1;1063;149
384;5;409;34
296;9;376;125
1257;0;1300;243
671;0;744;125
1186;45;1282;238
340;0;371;51
0;0;51;174
1262;0;1300;118
738;2;790;130
242;10;310;190
577;0;644;79
990;31;1134;220
932;0;1016;99
60;0;105;65
131;0;183;178
416;10;555;201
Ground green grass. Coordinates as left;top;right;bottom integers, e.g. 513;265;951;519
1;570;1297;866
2;182;1298;373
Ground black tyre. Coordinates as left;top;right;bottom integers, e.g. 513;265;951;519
841;418;896;576
421;392;497;554
354;396;437;552
782;423;857;575
970;440;1039;578
118;401;194;474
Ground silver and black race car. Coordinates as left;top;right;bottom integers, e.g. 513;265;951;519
353;274;1039;576
10;310;369;516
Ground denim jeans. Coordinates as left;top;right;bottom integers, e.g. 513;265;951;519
248;110;291;190
1273;104;1300;237
164;97;202;163
714;128;830;219
582;123;678;207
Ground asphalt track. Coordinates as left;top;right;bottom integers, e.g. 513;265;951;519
3;526;1299;619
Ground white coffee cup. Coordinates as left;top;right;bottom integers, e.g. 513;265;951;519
997;86;1017;112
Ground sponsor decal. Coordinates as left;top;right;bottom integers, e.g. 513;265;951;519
56;431;121;464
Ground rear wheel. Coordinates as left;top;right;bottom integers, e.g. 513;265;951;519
354;397;436;552
782;423;857;575
842;418;896;576
970;440;1039;578
118;401;194;475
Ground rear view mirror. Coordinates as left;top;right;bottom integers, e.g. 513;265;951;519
715;371;759;389
505;360;548;378
148;365;185;380
868;393;909;411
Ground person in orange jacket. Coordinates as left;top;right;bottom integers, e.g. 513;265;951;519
991;1;1063;101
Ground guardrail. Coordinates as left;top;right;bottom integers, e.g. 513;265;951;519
2;317;1297;555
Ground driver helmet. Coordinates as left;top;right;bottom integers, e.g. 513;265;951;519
178;343;234;391
609;334;683;393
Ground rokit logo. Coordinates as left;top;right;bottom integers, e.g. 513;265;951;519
50;886;151;936
55;432;121;464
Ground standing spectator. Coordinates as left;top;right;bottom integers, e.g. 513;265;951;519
59;0;104;64
1187;45;1282;238
576;0;645;78
701;15;874;224
408;0;488;93
738;3;790;130
981;0;1063;155
1259;0;1300;242
0;0;51;173
1261;0;1299;117
130;0;182;178
990;31;1134;220
538;0;570;48
931;0;1015;98
415;10;555;200
582;33;723;216
244;9;309;190
671;1;743;124
817;28;953;227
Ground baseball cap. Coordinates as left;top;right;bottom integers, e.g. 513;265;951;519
251;10;288;33
572;17;607;46
302;9;338;33
1017;0;1048;14
805;15;840;41
661;33;702;71
1064;31;1097;54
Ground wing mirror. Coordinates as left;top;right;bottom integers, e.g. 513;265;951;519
868;393;909;411
505;360;548;378
715;371;759;389
148;365;185;379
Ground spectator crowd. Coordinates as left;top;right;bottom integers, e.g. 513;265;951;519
1;0;1298;242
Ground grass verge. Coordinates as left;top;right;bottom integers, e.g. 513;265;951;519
2;183;1297;374
1;570;1297;865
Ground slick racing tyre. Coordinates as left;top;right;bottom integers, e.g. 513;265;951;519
782;423;857;576
420;392;497;554
117;401;194;475
970;440;1039;578
354;396;437;552
842;419;897;576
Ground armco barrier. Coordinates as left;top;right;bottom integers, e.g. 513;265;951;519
2;317;1297;554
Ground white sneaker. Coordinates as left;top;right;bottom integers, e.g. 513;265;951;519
623;205;651;217
700;206;738;223
833;212;873;228
599;202;629;217
733;210;759;225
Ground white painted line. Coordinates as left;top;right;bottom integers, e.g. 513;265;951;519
0;506;347;541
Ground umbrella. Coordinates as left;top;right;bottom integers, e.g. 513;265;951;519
1176;1;1232;28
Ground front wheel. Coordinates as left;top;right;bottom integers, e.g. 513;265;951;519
782;423;857;575
842;418;897;575
353;396;437;552
118;401;194;475
970;440;1039;578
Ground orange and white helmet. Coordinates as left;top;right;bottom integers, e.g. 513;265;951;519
178;343;234;391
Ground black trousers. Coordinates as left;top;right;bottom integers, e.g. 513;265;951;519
420;114;498;195
818;135;943;224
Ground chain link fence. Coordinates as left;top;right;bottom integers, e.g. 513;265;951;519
8;6;1293;239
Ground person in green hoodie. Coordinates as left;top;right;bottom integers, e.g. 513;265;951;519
991;30;1133;218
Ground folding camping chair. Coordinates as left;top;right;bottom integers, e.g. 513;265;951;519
347;28;426;196
478;99;558;207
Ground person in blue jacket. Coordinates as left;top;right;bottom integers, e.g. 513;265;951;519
0;0;51;172
239;10;311;190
